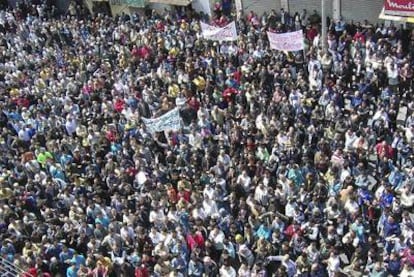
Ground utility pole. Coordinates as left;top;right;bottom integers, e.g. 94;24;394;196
321;0;327;51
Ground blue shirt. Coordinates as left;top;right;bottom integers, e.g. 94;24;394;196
350;96;363;108
383;221;401;238
66;266;77;277
188;260;203;277
380;192;394;209
70;254;86;270
95;216;110;228
255;224;271;240
388;169;404;190
358;188;373;206
59;248;75;263
387;259;401;275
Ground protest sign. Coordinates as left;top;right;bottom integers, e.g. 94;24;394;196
267;30;304;51
142;108;181;134
200;21;238;41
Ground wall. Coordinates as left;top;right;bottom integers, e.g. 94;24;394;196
288;0;333;18
340;0;384;23
241;0;281;15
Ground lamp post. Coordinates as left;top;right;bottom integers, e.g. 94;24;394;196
321;0;327;51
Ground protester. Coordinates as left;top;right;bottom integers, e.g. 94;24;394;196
0;1;414;277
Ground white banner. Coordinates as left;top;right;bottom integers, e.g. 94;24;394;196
142;108;181;134
267;30;304;51
200;21;238;41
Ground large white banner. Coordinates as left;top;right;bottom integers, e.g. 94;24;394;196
267;30;304;51
200;21;238;41
142;108;181;134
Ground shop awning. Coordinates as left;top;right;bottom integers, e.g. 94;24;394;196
147;0;192;6
379;7;414;22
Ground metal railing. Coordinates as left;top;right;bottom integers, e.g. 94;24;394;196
0;257;33;277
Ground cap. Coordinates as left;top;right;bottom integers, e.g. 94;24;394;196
235;234;243;244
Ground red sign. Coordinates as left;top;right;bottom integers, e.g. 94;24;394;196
384;0;414;17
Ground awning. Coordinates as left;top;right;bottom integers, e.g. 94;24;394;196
379;7;414;22
147;0;192;6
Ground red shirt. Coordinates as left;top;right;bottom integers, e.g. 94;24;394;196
24;268;38;277
132;47;140;57
353;32;366;44
402;248;414;266
376;142;394;159
186;233;197;250
114;98;125;112
156;21;165;32
82;84;93;94
285;224;303;241
177;189;191;202
105;130;117;142
307;27;318;42
167;187;178;204
139;46;151;60
188;98;200;111
233;70;242;84
12;97;30;108
193;231;205;248
135;266;149;277
222;87;238;103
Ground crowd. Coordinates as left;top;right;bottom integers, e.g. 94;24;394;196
0;0;414;276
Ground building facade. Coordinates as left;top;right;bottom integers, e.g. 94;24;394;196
240;0;385;24
79;0;385;23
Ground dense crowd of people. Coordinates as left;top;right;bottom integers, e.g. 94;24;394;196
0;1;414;276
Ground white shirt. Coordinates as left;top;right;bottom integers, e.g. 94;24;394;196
254;185;268;205
285;202;297;218
327;255;340;273
344;199;359;214
65;119;77;136
209;229;225;250
400;267;414;277
18;128;31;141
203;199;218;217
219;265;237;277
203;186;215;200
149;230;164;245
344;131;357;151
149;209;166;224
238;244;253;259
238;266;251;277
120;226;134;241
237;174;251;193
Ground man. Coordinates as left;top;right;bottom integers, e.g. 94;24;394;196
219;260;236;277
267;254;297;277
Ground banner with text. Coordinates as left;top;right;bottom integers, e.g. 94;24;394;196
267;30;304;52
200;21;238;41
384;0;414;17
142;108;181;134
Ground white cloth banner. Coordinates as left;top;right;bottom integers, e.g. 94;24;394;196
200;21;238;41
267;30;304;51
142;108;181;134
